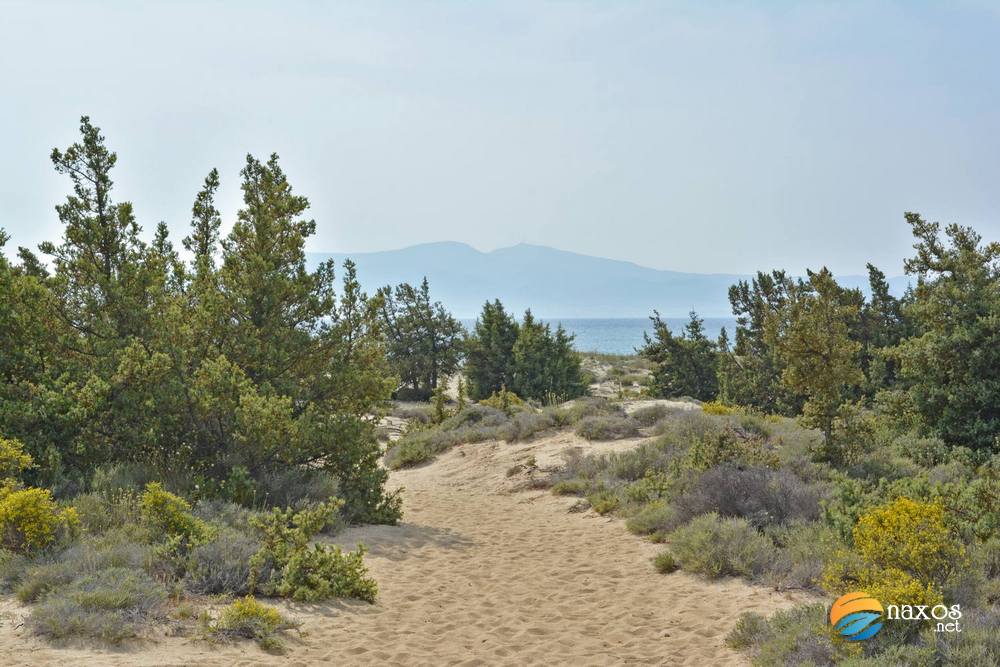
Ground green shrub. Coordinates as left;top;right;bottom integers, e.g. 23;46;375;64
653;550;679;573
763;521;840;590
248;500;377;602
725;611;768;650
668;513;774;578
28;567;167;643
0;487;79;554
551;479;589;496
209;595;298;651
587;490;620;515
575;416;640;441
625;501;676;536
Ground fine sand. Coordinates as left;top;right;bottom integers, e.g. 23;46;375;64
0;404;809;666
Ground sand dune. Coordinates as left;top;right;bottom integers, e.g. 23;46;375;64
1;419;808;665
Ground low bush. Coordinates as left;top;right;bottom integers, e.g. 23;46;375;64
629;404;670;427
208;596;298;651
0;548;29;592
726;603;859;665
185;528;259;596
255;468;341;511
17;531;154;602
551;479;589;496
763;521;840;590
936;608;1000;666
667;513;774;578
586;490;620;515
653;550;678;573
16;560;76;602
28;567;167;643
671;465;823;530
575;416;640;441
625;500;676;537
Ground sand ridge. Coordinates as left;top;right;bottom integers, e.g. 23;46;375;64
0;418;809;665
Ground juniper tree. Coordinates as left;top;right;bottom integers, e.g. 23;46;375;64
770;268;863;456
640;311;718;401
897;212;1000;450
377;277;464;399
464;300;519;400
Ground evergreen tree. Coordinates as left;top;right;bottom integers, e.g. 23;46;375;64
726;271;802;414
770;268;863;457
859;263;909;397
464;300;519;400
377;277;464;399
897;212;1000;450
640;311;718;401
510;311;586;402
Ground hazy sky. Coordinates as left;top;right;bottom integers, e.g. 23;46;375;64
2;1;999;275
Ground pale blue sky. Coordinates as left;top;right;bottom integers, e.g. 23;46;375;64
2;1;999;275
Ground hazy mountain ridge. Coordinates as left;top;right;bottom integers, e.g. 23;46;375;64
307;242;909;319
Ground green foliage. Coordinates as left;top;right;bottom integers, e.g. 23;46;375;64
464;302;586;402
377;278;464;399
770;268;864;459
433;382;448;424
248;500;377;602
0;117;400;525
640;311;718;401
898;212;1000;450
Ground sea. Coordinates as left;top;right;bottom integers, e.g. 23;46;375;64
459;317;739;356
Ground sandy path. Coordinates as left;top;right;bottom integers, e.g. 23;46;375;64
1;427;807;666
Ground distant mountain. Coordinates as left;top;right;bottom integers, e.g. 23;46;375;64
307;242;910;319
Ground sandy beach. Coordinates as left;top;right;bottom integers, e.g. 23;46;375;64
0;413;808;666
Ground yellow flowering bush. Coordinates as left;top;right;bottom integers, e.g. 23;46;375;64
140;482;209;542
0;487;78;553
701;401;737;416
0;437;33;481
852;497;963;584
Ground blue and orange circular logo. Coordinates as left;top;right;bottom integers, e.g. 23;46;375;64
830;592;884;641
